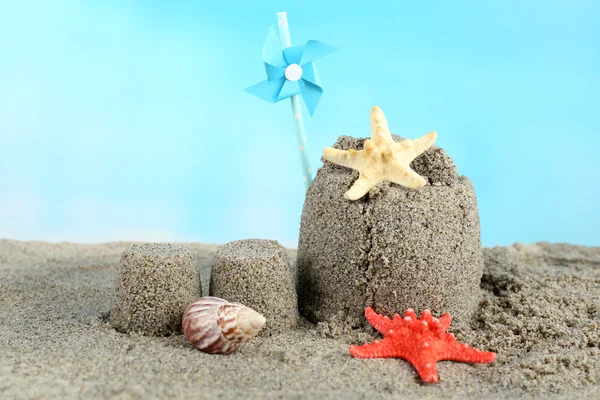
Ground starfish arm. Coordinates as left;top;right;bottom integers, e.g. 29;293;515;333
344;173;376;200
384;162;427;191
364;307;394;335
440;342;497;364
405;354;440;383
322;148;363;170
349;337;397;359
439;313;452;331
394;131;437;160
370;106;394;146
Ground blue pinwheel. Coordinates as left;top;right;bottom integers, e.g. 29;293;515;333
246;12;337;190
246;25;337;115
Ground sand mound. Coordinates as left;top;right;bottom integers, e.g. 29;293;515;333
298;135;484;329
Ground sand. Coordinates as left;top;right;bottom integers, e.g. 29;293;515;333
210;239;298;336
0;239;599;399
112;243;201;336
298;135;484;328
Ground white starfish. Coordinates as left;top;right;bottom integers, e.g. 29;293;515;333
323;106;437;201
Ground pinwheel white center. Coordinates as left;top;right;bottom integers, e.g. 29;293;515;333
284;64;303;81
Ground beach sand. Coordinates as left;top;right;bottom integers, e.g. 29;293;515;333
298;135;484;328
1;240;598;399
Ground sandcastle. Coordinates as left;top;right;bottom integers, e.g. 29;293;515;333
297;106;484;330
111;243;201;336
107;106;492;381
112;239;297;341
111;107;485;338
210;239;298;336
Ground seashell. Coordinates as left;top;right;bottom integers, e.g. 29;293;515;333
182;296;266;354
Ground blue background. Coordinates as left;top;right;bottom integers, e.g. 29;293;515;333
1;1;598;247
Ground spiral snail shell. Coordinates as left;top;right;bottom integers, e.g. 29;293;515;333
182;296;266;354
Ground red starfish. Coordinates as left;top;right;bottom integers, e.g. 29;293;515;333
349;307;496;383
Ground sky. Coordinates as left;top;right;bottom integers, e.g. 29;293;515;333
0;1;598;247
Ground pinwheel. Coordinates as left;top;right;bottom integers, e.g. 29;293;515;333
246;12;337;189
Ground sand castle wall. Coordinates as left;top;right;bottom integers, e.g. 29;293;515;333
111;243;202;336
210;239;298;336
297;135;484;330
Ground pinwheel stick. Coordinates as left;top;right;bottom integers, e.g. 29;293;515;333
276;12;312;189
